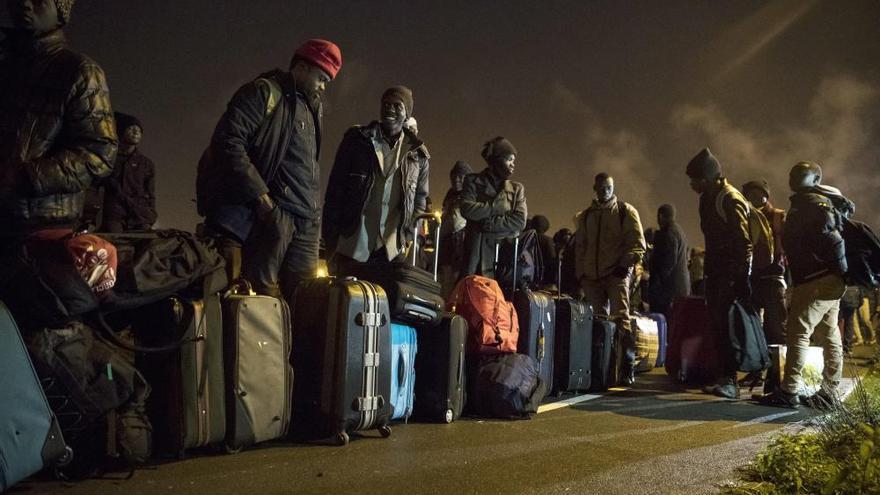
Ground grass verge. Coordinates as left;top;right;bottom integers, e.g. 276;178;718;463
724;367;880;495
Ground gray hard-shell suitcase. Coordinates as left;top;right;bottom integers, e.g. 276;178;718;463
222;283;293;449
134;295;226;456
291;277;393;445
0;301;71;491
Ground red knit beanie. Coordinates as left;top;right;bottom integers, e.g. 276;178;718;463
293;39;342;80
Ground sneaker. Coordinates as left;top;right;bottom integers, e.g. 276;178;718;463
800;390;836;411
738;371;764;390
757;390;800;409
702;383;740;399
619;368;636;386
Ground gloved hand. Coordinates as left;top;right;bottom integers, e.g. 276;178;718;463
612;265;630;279
733;275;752;300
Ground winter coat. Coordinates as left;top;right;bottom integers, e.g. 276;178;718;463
0;29;117;234
322;122;429;254
573;196;646;281
459;168;527;277
784;191;847;286
196;70;321;243
648;221;691;310
698;178;752;281
102;149;157;229
756;202;786;278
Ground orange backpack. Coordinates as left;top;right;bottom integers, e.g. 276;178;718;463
447;275;519;354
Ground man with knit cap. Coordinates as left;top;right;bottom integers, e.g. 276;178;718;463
98;112;157;232
686;147;753;399
1;0;117;240
438;160;473;295
741;179;788;347
573;172;646;385
323;86;430;276
459;137;527;279
648;204;691;320
196;38;342;299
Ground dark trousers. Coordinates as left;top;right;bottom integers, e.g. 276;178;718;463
751;276;788;345
330;246;404;278
705;275;739;382
839;306;857;350
241;207;319;301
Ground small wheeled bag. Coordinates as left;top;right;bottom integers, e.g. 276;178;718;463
413;312;467;423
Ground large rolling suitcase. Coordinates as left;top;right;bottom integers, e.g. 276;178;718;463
553;297;593;395
345;214;444;326
0;302;70;491
589;318;619;392
291;277;393;445
390;323;418;421
632;314;660;373
666;296;718;384
222;283;293;450
134;295;226;456
413;313;467;423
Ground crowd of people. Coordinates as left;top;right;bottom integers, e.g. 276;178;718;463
2;0;874;421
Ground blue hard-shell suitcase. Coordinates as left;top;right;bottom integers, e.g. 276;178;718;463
0;302;70;491
390;323;418;421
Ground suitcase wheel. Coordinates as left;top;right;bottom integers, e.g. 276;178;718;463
379;425;392;438
57;446;73;467
336;431;350;446
444;409;454;424
224;443;243;455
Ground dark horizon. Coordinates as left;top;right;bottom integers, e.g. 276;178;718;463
4;0;877;246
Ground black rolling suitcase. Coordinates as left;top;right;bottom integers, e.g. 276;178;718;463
345;213;444;326
291;277;393;445
134;295;226;456
589;318;619;392
413;312;467;423
553;297;593;395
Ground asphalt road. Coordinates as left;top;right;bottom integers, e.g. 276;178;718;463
16;350;871;495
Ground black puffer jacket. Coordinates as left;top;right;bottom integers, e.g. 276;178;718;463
698;178;752;281
0;29;117;234
784;191;847;286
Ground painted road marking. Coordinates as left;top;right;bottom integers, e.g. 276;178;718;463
537;393;602;414
733;410;800;428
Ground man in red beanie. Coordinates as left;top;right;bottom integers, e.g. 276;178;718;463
196;39;342;299
323;86;430;275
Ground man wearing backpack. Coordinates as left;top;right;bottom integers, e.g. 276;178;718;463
686;149;752;399
196;39;342;299
760;161;848;409
573;173;646;385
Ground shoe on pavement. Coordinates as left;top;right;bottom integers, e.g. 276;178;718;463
800;390;836;411
701;383;740;399
738;371;764;390
757;390;800;409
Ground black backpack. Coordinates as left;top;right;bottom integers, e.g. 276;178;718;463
496;229;545;291
728;300;771;373
468;353;547;419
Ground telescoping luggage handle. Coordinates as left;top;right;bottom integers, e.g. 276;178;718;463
494;235;520;298
557;235;575;299
411;211;443;281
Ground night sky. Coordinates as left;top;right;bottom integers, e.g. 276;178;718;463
3;1;878;246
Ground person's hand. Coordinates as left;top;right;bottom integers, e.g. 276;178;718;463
255;193;275;220
612;265;630;279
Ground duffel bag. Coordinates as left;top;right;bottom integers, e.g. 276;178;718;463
448;275;519;354
468;353;546;419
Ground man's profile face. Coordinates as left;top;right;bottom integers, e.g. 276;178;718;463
8;0;60;34
492;154;515;179
293;63;330;106
744;188;768;208
594;177;614;203
789;166;819;192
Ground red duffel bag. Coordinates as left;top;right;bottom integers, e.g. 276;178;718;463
447;275;519;354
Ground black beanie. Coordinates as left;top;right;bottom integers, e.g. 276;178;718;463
114;112;142;135
481;136;517;164
742;179;770;198
450;160;473;177
382;86;413;118
658;203;676;218
686;147;721;180
532;215;550;234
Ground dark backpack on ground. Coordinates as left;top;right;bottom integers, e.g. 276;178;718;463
727;300;771;373
496;230;544;291
468;353;547;419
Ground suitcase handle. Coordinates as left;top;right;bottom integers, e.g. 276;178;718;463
411;212;442;281
91;308;198;354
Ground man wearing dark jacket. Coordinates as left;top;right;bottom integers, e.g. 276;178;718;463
196;39;342;299
742;179;787;346
686;148;752;399
459;137;527;278
323;86;430;275
0;0;117;239
648;204;690;319
760;161;848;408
438;160;472;296
101;112;157;232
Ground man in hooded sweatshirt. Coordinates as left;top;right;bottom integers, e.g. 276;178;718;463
574;173;646;385
459;137;527;279
686;148;752;399
759;161;848;409
196;39;342;299
648;204;691;319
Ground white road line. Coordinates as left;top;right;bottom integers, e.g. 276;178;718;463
537;393;602;414
733;410;800;428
